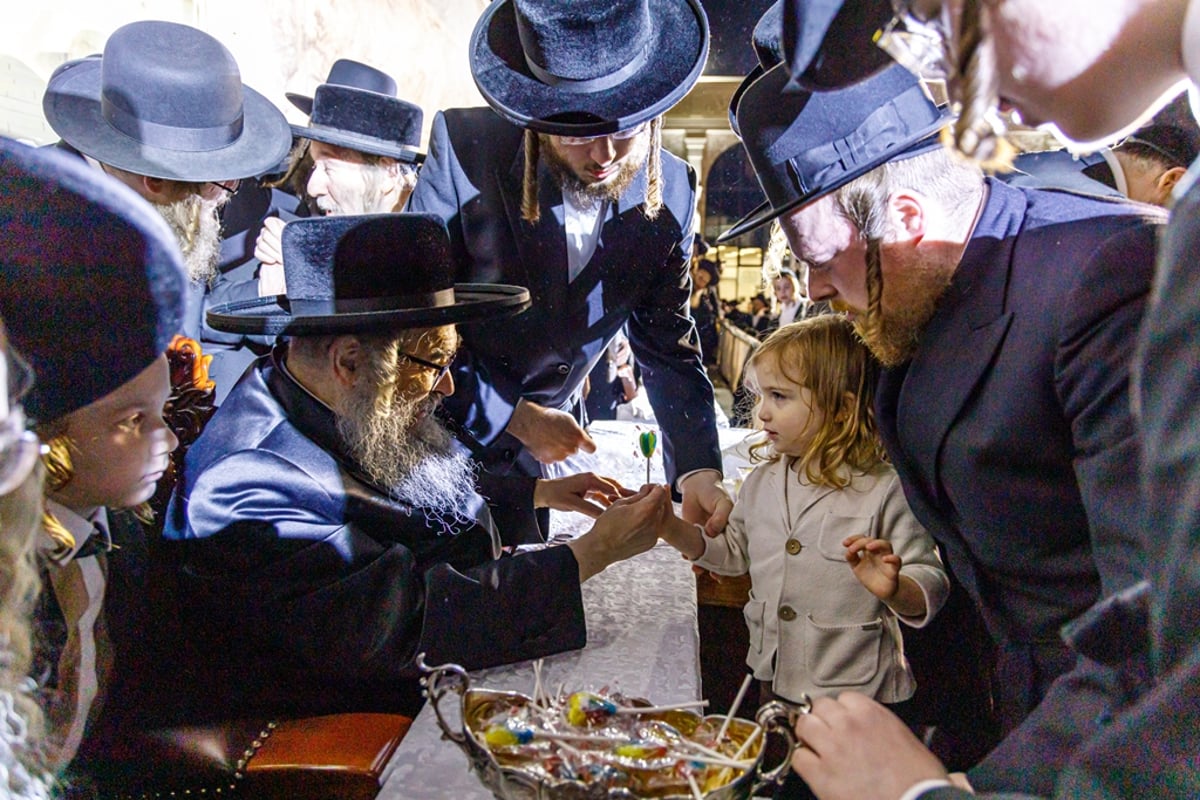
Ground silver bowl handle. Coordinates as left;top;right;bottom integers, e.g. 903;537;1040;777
752;695;811;789
418;653;471;745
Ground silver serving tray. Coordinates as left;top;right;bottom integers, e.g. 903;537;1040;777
420;658;802;800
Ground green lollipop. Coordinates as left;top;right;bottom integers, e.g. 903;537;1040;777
639;430;657;484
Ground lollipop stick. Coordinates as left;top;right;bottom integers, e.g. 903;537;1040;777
715;673;754;743
612;700;709;715
686;771;704;800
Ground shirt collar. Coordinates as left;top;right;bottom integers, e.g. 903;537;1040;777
42;500;109;562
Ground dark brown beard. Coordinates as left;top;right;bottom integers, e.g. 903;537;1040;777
540;135;649;206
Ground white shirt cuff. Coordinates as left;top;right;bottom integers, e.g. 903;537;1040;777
898;779;956;800
674;467;722;494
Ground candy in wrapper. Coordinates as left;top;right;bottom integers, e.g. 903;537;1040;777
565;690;618;727
483;719;535;747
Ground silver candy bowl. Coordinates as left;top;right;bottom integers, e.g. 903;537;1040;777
419;659;801;800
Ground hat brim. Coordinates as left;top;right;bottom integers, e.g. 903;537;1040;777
291;124;424;164
207;283;531;336
286;92;315;116
470;0;709;136
783;0;895;92
717;132;946;243
43;58;292;182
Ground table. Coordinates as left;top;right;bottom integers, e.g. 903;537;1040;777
377;421;757;799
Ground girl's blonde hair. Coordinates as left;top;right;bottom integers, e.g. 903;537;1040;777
0;465;50;782
747;315;886;488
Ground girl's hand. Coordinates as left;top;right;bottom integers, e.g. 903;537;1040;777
843;535;902;601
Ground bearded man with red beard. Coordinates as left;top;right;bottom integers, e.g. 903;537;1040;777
153;213;672;725
720;60;1161;797
406;0;731;545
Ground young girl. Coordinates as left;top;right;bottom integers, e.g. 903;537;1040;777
661;315;948;726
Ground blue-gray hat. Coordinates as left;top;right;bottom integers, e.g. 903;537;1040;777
729;1;786;137
0;137;189;423
207;215;530;336
469;0;710;136
43;20;292;182
286;59;398;116
291;83;424;164
719;62;949;242
782;0;894;91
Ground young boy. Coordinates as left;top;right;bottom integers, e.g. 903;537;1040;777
0;137;188;773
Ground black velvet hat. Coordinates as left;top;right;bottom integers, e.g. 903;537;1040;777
469;0;709;136
42;20;292;182
782;0;895;91
207;215;530;336
291;83;424;163
0;137;189;424
1122;91;1200;168
729;1;785;137
719;62;949;242
286;59;399;116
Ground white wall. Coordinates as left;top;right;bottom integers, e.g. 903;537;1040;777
3;0;489;146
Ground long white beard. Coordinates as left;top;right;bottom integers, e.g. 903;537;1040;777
155;194;223;284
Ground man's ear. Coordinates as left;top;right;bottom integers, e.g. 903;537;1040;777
329;335;364;389
887;191;927;243
1156;166;1188;201
139;175;182;204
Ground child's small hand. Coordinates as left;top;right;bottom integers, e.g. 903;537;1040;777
843;535;902;601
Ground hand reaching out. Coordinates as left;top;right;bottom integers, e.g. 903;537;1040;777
534;472;633;518
843;535;901;601
507;399;596;464
567;484;672;581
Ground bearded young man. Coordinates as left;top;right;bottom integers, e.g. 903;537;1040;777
41;20;292;394
153;213;673;725
406;0;732;544
720;61;1161;797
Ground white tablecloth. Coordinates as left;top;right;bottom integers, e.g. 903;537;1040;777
376;421;757;799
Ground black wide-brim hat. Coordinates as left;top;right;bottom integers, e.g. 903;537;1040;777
782;0;895;92
719;62;949;243
208;214;530;336
729;0;785;138
286;58;399;116
43;20;292;182
470;0;710;136
0;137;189;424
291;84;424;163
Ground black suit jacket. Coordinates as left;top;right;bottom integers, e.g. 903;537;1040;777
155;350;585;723
406;108;721;487
878;180;1160;793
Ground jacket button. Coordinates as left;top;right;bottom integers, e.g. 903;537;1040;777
557;363;570;375
778;605;797;622
785;538;802;555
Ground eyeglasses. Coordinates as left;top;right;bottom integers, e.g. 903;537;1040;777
875;0;956;85
399;351;454;385
557;122;649;147
206;180;241;197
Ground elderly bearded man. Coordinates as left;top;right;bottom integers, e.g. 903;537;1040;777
407;0;731;543
721;61;1160;797
41;20;292;395
153;213;671;724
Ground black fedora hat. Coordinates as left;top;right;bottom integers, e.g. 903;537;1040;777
729;1;785;138
782;0;895;92
286;59;399;116
0;137;189;424
207;214;530;336
718;62;949;242
469;0;709;136
291;83;424;163
43;20;292;182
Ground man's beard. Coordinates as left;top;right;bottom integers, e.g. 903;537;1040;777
541;135;648;207
336;384;478;526
851;240;955;368
156;193;223;284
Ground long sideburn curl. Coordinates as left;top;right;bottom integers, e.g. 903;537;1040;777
950;0;1014;168
522;130;541;224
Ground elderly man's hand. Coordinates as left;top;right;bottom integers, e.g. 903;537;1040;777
567;484;670;581
534;472;633;517
507;398;596;464
791;693;949;800
254;215;286;266
679;470;732;536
